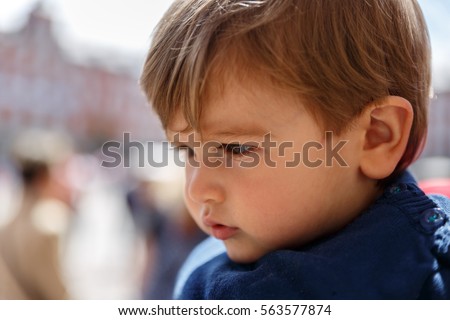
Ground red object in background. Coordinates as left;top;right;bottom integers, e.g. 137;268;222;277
419;178;450;198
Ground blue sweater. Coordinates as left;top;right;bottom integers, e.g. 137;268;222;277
179;171;450;299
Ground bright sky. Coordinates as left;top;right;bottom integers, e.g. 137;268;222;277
0;0;173;55
1;0;449;89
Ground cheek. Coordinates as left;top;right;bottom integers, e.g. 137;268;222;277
231;169;308;221
237;166;325;217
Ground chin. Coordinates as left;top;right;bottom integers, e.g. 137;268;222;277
226;248;265;264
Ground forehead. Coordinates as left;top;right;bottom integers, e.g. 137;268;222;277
166;71;308;141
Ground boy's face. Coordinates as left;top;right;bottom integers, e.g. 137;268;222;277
167;73;376;263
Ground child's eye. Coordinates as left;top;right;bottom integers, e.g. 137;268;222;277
223;143;257;156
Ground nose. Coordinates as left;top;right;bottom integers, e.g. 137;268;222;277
185;160;225;205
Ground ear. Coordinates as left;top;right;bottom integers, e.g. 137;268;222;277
359;96;414;180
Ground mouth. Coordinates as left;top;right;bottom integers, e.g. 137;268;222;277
202;216;238;240
209;224;239;240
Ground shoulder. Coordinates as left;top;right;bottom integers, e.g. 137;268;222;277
173;237;225;298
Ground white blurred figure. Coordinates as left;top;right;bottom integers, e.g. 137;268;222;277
61;151;138;299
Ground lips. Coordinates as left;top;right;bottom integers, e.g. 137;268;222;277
202;216;238;240
210;224;238;240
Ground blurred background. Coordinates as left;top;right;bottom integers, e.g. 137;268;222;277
0;0;449;299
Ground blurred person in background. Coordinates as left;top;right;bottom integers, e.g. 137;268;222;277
126;178;165;296
126;147;206;299
142;204;206;300
0;129;75;299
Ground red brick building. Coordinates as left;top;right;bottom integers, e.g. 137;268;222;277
0;6;162;156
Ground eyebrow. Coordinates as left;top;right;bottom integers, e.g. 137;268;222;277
166;122;274;144
202;125;271;141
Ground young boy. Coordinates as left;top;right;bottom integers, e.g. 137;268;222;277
140;0;450;299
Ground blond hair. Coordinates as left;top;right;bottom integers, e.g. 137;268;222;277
140;0;431;183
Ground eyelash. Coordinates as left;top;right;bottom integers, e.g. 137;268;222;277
174;143;258;158
223;144;257;156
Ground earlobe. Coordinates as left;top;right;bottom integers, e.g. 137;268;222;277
360;96;414;180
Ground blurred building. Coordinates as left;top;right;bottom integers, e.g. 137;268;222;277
0;5;163;158
423;91;450;157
